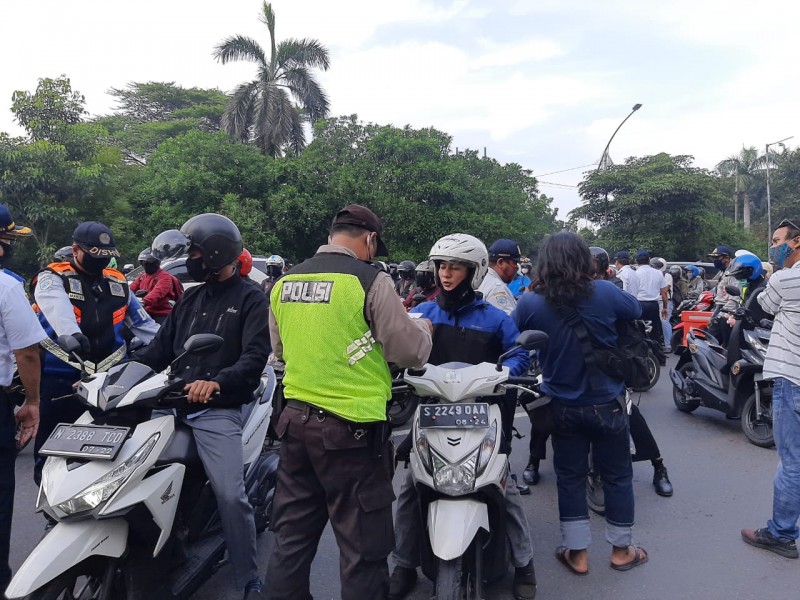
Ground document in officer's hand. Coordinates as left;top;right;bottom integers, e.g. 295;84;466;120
408;313;422;319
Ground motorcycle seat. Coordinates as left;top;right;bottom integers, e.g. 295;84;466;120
156;424;201;467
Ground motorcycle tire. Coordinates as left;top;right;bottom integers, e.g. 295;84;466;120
672;363;700;413
435;556;465;600
23;560;112;600
631;353;660;392
741;387;775;448
387;392;419;427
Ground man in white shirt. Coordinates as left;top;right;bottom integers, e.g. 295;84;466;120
742;218;800;559
0;206;47;593
613;251;640;298
633;250;669;361
478;239;520;315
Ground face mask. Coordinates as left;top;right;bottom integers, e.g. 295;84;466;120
143;262;159;275
0;241;14;266
186;256;211;282
713;259;725;271
79;253;111;275
769;242;795;268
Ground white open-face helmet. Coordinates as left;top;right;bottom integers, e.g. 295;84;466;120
266;254;285;268
429;233;489;290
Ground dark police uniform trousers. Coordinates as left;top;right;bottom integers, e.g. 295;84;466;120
266;401;395;600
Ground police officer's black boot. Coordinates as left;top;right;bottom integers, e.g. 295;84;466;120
652;458;673;497
388;566;417;600
513;559;537;599
522;458;540;486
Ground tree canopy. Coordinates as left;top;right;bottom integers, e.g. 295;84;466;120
571;153;762;260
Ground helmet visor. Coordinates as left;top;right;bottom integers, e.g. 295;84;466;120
152;229;192;262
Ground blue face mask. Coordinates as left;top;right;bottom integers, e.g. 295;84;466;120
769;242;795;268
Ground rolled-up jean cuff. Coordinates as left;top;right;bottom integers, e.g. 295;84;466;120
606;524;633;547
560;519;591;550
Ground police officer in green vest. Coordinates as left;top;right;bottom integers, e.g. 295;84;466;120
266;204;433;600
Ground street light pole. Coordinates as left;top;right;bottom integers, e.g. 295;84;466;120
765;135;794;255
597;103;642;171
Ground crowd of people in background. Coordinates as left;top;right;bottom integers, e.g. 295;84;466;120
0;199;797;600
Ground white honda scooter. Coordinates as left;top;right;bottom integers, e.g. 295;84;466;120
7;334;279;600
403;331;547;600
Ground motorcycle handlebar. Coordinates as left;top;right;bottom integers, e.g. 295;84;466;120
156;391;220;409
506;376;541;386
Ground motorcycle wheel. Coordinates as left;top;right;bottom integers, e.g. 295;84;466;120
631;353;660;392
741;387;775;448
23;561;113;600
387;392;419;427
672;363;700;413
435;556;465;600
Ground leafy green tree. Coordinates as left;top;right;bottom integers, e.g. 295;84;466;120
11;76;85;143
95;82;227;163
214;1;330;156
769;147;800;223
1;78;122;270
572;153;762;260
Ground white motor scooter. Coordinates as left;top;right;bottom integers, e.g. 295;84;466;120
7;334;279;600
403;331;547;600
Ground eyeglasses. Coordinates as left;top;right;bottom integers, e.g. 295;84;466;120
778;218;800;232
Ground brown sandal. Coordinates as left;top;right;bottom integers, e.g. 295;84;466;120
555;546;589;575
610;545;648;571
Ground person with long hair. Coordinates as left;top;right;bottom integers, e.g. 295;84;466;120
514;232;648;575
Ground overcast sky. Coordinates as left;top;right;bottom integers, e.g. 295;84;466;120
1;0;797;217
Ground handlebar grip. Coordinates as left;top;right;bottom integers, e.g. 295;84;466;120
506;377;541;386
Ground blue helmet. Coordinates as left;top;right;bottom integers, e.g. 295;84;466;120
684;265;700;279
727;254;764;281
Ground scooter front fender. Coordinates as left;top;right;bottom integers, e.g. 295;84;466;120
6;519;128;598
427;499;489;561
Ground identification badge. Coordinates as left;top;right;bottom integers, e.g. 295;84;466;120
68;293;85;301
68;279;82;295
109;282;125;297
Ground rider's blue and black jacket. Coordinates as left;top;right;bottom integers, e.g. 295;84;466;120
410;294;529;375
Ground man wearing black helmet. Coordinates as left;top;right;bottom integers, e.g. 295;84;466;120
395;260;416;297
133;214;271;599
707;245;739;346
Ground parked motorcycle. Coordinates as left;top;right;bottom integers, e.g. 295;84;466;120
7;333;279;599
670;300;774;448
670;291;715;352
403;330;547;599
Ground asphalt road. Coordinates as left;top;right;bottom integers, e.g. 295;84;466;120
8;355;798;599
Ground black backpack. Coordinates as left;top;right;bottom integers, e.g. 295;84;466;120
558;307;651;390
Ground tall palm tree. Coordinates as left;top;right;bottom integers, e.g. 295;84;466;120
716;146;764;230
214;2;330;156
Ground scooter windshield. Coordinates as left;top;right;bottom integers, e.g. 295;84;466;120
100;362;156;408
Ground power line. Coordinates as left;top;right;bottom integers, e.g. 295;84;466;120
534;163;597;177
539;181;578;189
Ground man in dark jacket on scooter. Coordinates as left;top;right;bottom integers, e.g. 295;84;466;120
133;214;270;599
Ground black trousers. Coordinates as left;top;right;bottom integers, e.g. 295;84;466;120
0;394;16;590
528;402;660;464
34;375;82;486
266;403;395;600
639;300;664;348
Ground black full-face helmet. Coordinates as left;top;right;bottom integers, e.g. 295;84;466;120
398;260;416;280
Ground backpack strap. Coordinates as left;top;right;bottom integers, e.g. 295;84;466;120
555;305;607;390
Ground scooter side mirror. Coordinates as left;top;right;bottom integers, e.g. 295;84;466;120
57;334;82;355
183;334;224;355
515;330;549;351
725;285;741;297
496;330;549;371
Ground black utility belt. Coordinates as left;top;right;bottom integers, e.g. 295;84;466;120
285;398;371;426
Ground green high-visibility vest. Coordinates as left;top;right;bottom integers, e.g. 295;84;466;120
271;252;391;423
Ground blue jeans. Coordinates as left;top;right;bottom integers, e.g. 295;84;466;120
767;377;800;542
551;398;634;550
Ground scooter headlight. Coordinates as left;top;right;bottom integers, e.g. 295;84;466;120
476;420;497;476
432;449;478;496
54;433;160;516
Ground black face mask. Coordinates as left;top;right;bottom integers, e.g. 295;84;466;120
436;275;475;313
143;262;159;275
0;241;14;267
79;253;111;275
186;256;211;282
